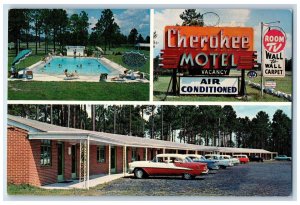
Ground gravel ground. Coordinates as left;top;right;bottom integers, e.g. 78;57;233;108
97;161;292;196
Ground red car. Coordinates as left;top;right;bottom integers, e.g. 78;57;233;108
128;154;208;179
233;155;250;164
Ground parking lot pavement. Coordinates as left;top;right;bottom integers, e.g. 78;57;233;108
97;161;292;196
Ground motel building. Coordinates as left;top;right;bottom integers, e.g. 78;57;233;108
7;115;277;189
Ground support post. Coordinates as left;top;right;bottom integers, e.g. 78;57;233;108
240;69;246;96
79;139;88;189
123;146;127;175
260;22;264;98
79;141;81;183
108;144;111;175
87;138;90;190
176;149;178;154
145;148;148;160
172;69;177;95
195;150;198;155
163;148;165;154
186;150;188;154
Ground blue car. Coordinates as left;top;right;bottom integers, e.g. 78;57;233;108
186;154;220;170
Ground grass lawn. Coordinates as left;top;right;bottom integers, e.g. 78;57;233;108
154;76;291;102
7;181;137;196
8;81;149;101
103;46;150;74
7;183;104;196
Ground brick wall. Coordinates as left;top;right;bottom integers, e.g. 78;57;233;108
89;145;109;175
7;127;74;186
7;127;30;185
116;146;124;173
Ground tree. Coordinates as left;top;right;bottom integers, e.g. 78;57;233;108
40;9;52;54
271;110;292;156
30;10;43;55
69;11;89;46
180;9;203;26
93;9;116;51
51;9;69;52
222;106;237;147
137;34;144;43
250;111;271;149
145;36;150;43
128;28;138;46
8;9;26;55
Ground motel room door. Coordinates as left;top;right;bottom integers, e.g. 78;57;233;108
110;146;117;174
71;145;76;179
57;142;64;182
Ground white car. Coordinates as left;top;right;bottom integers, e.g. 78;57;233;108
128;154;208;179
205;154;234;169
220;155;240;165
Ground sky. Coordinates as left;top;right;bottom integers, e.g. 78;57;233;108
65;9;150;38
232;105;292;119
154;9;293;62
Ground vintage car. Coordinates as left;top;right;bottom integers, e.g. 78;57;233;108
248;155;264;162
186;154;219;170
233;154;250;164
204;154;234;169
220;155;240;165
274;155;292;161
128;154;208;180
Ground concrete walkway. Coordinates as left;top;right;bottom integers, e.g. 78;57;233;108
42;173;132;190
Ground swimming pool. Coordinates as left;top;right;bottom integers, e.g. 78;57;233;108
34;57;113;75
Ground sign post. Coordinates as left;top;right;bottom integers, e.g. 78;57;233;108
261;21;284;97
260;22;264;97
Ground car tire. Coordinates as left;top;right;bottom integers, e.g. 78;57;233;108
182;173;193;180
220;165;227;169
134;168;144;179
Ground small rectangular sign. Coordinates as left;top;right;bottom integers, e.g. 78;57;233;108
265;80;277;88
179;77;239;95
262;50;285;77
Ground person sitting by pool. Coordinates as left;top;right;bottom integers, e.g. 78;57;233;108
64;69;79;78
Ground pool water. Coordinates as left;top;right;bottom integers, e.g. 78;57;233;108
35;57;112;75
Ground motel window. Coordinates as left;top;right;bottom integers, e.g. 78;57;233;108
97;146;106;163
40;140;52;166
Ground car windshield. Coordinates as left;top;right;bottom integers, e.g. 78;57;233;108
200;156;206;160
184;157;193;162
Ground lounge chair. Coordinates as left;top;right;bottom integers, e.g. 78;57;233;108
26;70;33;80
64;71;79;80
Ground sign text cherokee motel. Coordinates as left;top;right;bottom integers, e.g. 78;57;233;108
160;26;257;95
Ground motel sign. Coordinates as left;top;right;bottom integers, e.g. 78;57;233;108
160;26;257;70
160;26;257;95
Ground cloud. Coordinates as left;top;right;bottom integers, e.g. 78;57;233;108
65;9;76;16
89;16;98;31
115;9;150;37
154;9;185;55
211;9;251;27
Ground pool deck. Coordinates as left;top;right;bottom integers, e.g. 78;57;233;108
9;56;149;83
